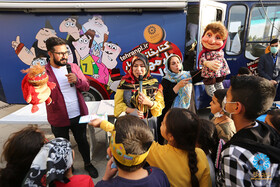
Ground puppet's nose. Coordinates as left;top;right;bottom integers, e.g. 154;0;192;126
209;37;215;44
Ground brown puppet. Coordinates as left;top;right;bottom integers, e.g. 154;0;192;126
21;63;56;113
198;22;230;97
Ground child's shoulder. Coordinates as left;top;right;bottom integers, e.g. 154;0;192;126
195;147;208;159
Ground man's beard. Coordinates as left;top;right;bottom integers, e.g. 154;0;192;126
54;58;67;66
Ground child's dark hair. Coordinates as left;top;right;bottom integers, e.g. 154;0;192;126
230;75;276;120
0;126;45;187
238;67;252;75
213;88;228;107
165;108;200;187
113;115;154;172
197;119;219;163
267;109;280;132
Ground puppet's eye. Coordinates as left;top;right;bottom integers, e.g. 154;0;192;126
207;33;211;37
216;36;221;40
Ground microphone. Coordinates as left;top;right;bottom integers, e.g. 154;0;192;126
66;64;74;87
139;75;143;93
138;75;144;113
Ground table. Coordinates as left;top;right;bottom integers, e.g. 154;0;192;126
0;100;115;159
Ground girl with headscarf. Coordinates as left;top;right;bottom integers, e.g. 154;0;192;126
157;54;196;144
114;53;164;140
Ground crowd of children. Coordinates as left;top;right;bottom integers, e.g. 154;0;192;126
1;51;280;186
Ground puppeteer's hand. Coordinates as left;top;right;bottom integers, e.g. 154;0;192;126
102;157;118;181
88;118;103;128
204;60;221;71
177;78;191;88
138;92;153;107
65;73;77;85
270;80;278;85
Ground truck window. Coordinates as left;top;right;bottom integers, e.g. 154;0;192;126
245;4;280;60
226;5;247;55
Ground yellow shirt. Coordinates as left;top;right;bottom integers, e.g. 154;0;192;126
99;120;211;187
114;89;164;117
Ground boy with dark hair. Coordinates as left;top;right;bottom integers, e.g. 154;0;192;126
237;66;252;75
266;109;280;133
92;115;170;187
217;75;280;186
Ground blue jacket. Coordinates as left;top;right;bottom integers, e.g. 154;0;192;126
258;52;280;82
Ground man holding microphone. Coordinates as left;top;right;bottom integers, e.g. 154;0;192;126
45;37;98;178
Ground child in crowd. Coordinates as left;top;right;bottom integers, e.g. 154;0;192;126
92;115;169;187
23;138;94;187
89;108;210;187
197;119;220;187
210;89;236;142
0;126;45;187
223;66;252;88
217;75;280;186
265;108;280;133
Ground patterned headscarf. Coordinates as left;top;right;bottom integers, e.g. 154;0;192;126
118;53;161;117
23;138;73;187
118;53;159;89
163;54;192;108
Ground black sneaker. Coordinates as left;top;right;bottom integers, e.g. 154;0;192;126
84;163;98;178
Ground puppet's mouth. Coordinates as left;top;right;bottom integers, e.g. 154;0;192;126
28;75;48;86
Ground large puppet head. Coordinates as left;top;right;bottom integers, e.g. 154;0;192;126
201;22;228;51
21;64;49;86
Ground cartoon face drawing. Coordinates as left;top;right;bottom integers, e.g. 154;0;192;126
59;17;81;40
72;35;91;59
83;15;109;44
35;28;57;50
102;42;121;69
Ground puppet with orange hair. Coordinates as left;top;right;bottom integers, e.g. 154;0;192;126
198;22;230;97
21;64;56;113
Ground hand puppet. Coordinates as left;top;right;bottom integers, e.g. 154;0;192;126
21;64;56;113
198;22;230;97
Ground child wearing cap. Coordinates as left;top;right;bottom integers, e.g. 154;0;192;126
90;108;210;187
93;115;170;187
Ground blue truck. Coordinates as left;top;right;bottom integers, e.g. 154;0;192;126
0;0;279;108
